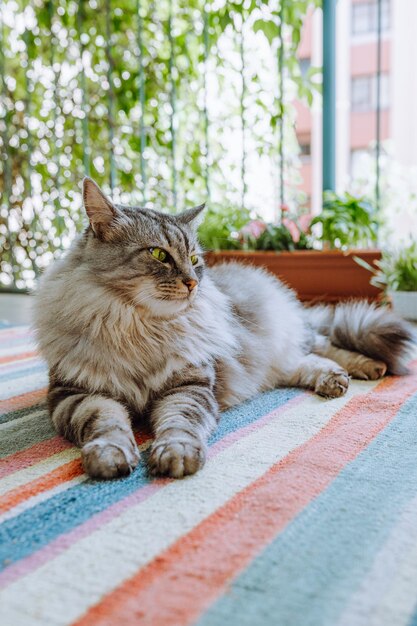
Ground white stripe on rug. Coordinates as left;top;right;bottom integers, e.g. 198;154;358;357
0;448;81;497
0;372;48;401
0;383;371;626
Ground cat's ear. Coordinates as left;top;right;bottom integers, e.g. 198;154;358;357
176;203;206;228
82;177;123;239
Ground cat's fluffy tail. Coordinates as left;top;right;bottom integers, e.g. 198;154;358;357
311;301;416;375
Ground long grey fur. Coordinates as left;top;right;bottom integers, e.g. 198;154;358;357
33;178;416;480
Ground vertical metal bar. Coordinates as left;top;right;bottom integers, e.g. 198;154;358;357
322;0;337;192
0;9;17;285
203;4;210;200
23;30;32;197
137;0;147;202
24;27;40;278
105;0;116;191
48;0;60;194
239;14;247;210
78;0;90;176
168;0;177;207
375;0;382;212
278;0;285;214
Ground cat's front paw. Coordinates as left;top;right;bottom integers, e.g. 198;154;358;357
315;370;349;399
149;439;206;478
82;437;140;479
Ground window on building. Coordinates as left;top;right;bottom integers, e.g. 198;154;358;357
351;73;390;111
352;0;390;35
298;134;311;161
351;76;372;111
299;58;311;78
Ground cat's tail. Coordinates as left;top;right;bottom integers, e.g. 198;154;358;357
310;301;416;375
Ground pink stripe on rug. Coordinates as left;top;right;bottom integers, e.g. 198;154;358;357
0;394;305;588
0;356;41;373
0;437;72;480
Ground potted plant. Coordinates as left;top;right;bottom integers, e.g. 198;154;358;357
201;193;382;303
355;241;417;321
310;191;379;250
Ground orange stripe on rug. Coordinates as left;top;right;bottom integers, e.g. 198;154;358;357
0;388;47;415
0;351;38;366
0;431;151;481
0;459;84;514
0;436;72;479
73;370;417;626
0;431;151;514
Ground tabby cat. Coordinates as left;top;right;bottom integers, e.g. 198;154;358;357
34;178;414;479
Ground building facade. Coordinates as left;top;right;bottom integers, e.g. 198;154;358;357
296;0;417;213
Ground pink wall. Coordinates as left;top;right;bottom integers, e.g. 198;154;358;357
296;7;392;198
298;8;314;59
300;161;313;193
295;101;312;134
351;110;390;147
351;41;390;75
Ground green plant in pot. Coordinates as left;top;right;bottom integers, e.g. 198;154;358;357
355;241;417;321
198;206;312;252
311;191;379;250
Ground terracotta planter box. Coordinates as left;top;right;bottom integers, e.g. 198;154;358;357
205;249;382;303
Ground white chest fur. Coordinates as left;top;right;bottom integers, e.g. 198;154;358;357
52;283;235;411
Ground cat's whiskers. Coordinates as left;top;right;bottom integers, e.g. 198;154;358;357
132;292;157;307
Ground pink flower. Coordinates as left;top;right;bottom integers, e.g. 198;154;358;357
240;219;267;240
283;213;313;243
282;218;301;243
298;213;313;233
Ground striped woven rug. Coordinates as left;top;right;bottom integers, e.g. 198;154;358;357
1;325;417;626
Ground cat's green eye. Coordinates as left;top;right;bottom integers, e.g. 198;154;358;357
190;254;198;266
150;247;167;262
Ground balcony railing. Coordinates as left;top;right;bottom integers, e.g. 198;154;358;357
0;0;385;292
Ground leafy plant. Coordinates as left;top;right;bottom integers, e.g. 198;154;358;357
198;209;311;252
0;0;321;290
250;223;310;251
355;241;417;292
311;192;379;250
198;205;252;250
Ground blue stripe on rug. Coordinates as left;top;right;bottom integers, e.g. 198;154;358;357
0;387;300;571
0;335;35;349
196;391;417;626
0;363;47;383
408;608;417;626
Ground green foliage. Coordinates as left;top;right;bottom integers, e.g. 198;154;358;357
0;0;320;290
253;0;322;107
198;205;252;250
251;223;310;251
311;191;379;250
355;241;417;292
198;209;311;252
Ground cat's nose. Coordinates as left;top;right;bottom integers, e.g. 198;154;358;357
183;278;198;292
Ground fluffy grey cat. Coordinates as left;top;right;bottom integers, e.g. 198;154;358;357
34;178;414;480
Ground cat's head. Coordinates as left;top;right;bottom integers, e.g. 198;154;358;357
81;177;206;318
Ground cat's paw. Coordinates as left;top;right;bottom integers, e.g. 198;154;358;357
149;439;206;478
315;370;349;399
81;437;140;479
349;359;387;381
